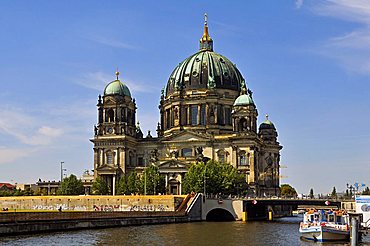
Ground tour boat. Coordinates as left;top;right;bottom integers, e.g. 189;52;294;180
299;209;350;242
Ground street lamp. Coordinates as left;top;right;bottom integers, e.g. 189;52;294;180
203;163;206;202
60;161;66;183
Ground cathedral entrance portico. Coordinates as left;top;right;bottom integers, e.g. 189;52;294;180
96;165;120;195
157;159;189;195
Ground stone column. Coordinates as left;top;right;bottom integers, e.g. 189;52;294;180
112;175;116;196
198;104;201;125
232;146;237;168
205;104;209;125
215;105;218;124
120;149;126;173
102;149;105;166
165;175;168;194
249;151;255;183
93;148;98;169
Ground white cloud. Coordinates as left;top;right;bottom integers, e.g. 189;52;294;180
296;0;304;9
38;126;63;138
0;147;37;164
312;0;370;74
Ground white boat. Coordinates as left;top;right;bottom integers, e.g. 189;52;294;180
299;209;350;242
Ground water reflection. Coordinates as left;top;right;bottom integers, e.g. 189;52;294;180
1;217;369;246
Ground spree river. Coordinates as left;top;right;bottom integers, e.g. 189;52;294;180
0;217;369;246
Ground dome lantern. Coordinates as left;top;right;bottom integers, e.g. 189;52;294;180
233;88;255;106
104;69;131;97
200;13;213;51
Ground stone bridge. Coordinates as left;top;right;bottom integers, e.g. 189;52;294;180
188;195;342;221
201;197;243;221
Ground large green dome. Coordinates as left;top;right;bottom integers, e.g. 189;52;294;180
166;50;245;96
104;79;131;97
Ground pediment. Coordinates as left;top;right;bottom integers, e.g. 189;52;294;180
96;164;118;172
157;159;190;169
162;130;210;142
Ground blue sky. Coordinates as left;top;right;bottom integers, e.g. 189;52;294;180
0;0;369;194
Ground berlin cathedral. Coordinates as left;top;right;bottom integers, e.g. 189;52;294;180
91;15;282;196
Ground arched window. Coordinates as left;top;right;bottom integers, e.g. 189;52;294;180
106;108;114;122
239;118;247;131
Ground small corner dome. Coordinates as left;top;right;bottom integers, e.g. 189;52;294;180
233;94;254;106
103;71;131;97
259;116;276;130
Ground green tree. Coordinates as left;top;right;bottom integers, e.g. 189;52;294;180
116;176;127;195
58;174;84;195
309;188;314;199
91;177;109;195
126;172;140;194
280;184;297;198
182;162;205;194
143;165;165;195
331;186;337;199
183;160;247;195
362;187;370;195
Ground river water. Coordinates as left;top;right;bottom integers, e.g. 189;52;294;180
0;216;369;246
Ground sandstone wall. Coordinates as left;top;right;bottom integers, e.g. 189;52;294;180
0;195;186;212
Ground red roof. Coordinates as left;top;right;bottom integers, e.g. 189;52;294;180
0;183;15;189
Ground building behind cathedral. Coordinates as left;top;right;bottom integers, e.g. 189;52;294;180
91;15;282;196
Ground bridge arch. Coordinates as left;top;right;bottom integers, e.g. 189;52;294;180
206;208;235;221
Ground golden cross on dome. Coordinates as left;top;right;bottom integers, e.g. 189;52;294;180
115;68;120;80
266;114;269;120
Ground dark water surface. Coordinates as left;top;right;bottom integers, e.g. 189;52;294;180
0;217;369;246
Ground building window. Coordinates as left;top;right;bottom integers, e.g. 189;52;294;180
225;107;231;125
217;150;225;163
107;152;113;164
166;109;171;129
129;152;134;166
200;105;206;125
137;157;144;167
182;148;192;157
191;105;198;125
217;105;224;125
106;108;114;122
239;151;249;166
181;107;187;125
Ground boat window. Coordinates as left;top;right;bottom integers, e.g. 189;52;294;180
328;214;335;222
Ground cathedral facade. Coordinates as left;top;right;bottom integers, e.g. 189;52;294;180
91;16;282;196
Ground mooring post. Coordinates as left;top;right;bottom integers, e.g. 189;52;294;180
268;211;273;221
242;211;247;222
350;216;359;246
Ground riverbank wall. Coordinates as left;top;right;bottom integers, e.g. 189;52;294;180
0;195;186;212
0;194;203;236
0;211;189;235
